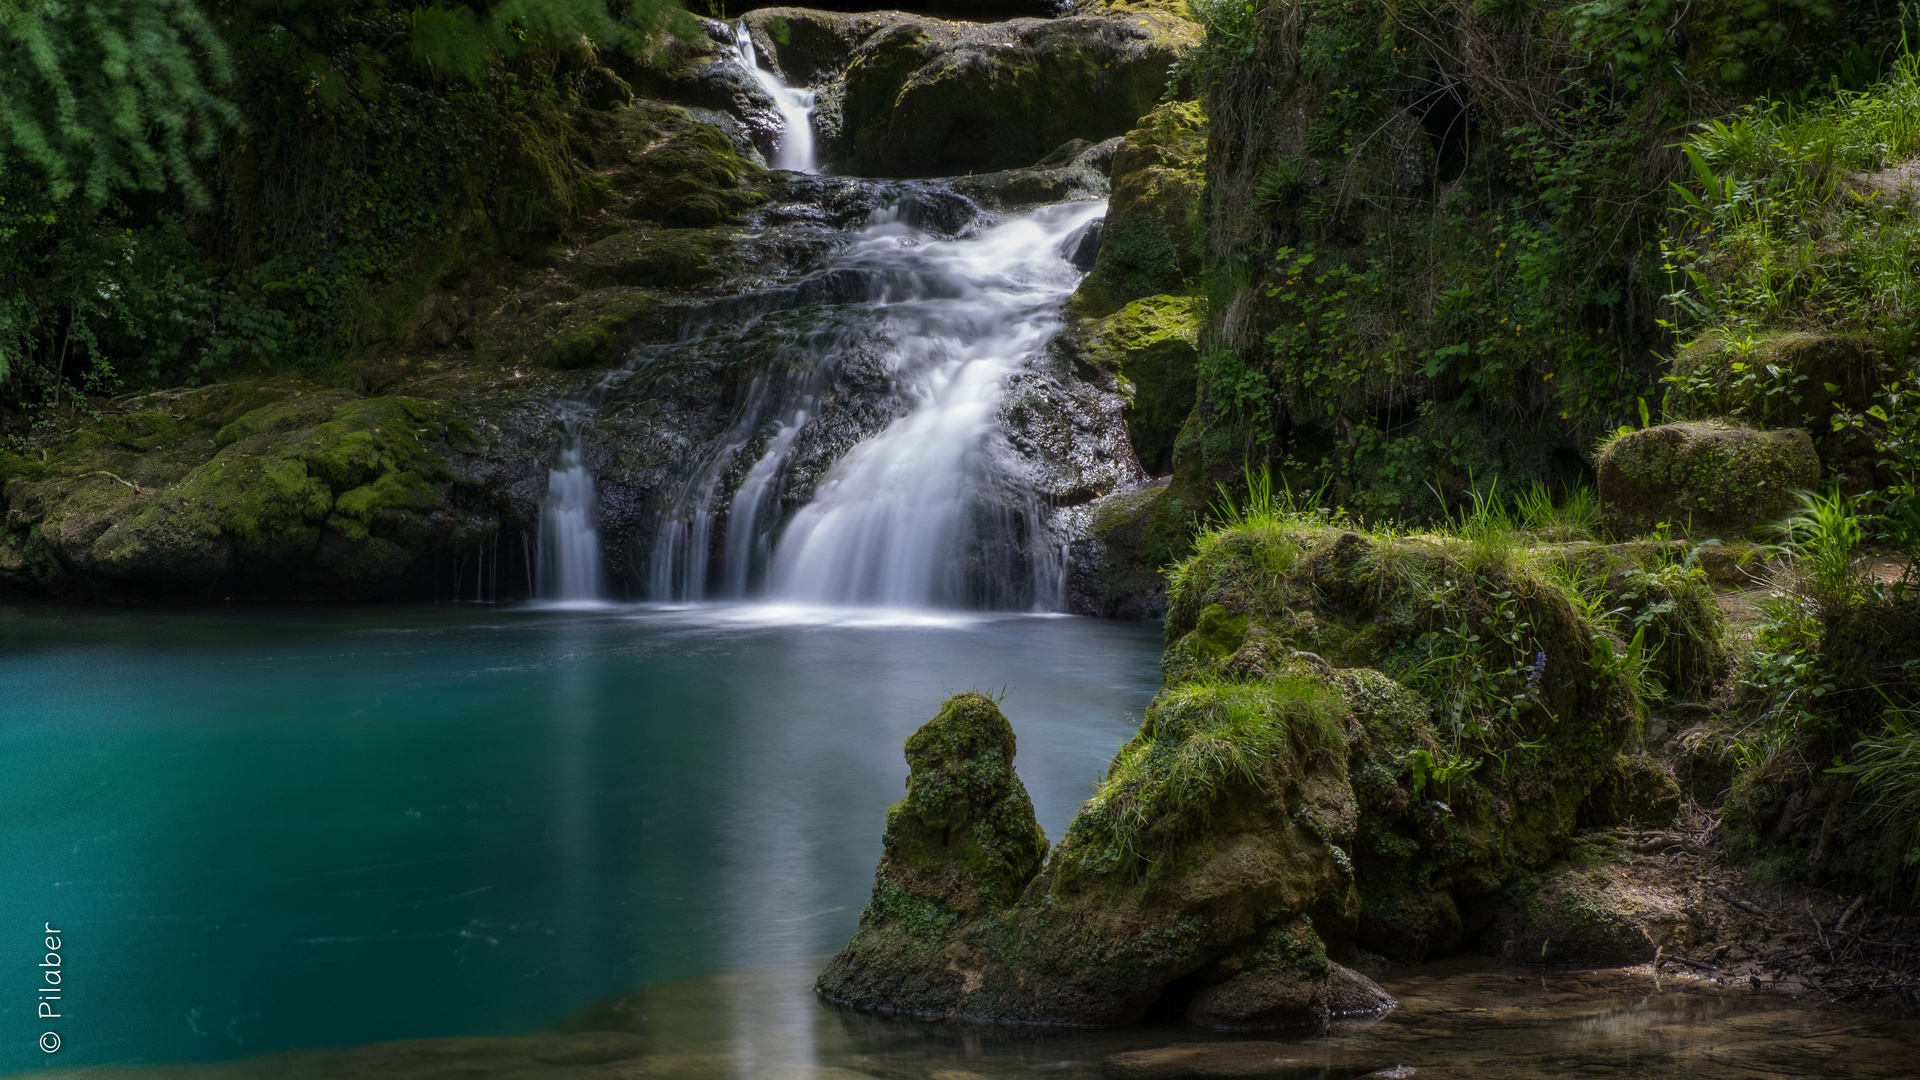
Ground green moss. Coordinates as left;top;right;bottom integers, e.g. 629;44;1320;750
1155;516;1645;958
1072;101;1207;319
624;122;768;228
1082;294;1204;473
1063;674;1346;875
3;380;456;595
1597;420;1821;539
1579;753;1682;828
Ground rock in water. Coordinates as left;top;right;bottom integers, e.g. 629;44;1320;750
828;519;1661;1029
820;682;1393;1029
816;692;1047;1014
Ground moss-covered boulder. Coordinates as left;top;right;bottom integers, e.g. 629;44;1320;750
1078;294;1204;474
1161;523;1642;961
1070;100;1207;318
829;515;1650;1028
0;382;468;597
1579;753;1682;829
1597;420;1820;539
832;11;1199;178
821;679;1392;1029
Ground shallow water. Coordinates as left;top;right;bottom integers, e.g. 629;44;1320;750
0;603;1162;1071
27;955;1920;1079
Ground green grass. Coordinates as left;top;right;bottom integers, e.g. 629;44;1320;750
1844;707;1920;901
1071;676;1346;870
1667;48;1920;337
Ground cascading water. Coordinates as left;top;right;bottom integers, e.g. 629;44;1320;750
766;202;1103;609
643;194;1107;611
536;416;608;603
733;24;816;173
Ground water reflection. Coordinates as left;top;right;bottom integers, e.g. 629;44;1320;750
0;604;1161;1072
31;956;1916;1079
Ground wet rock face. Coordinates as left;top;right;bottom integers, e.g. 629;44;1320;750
744;6;1199;178
1596;420;1820;539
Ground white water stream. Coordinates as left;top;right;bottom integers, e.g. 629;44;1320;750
536;416;608;604
734;24;817;173
764;200;1105;608
542;32;1104;610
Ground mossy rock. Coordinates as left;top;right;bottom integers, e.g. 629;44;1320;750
625;122;768;226
837;13;1199;178
1080;294;1204;474
1597;420;1820;539
1182;915;1392;1030
823;674;1380;1029
568;226;738;290
0;382;465;598
1161;523;1644;960
1670;331;1891;432
1579;754;1682;829
818;692;1049;1017
471;286;681;370
1490;864;1694;966
1070;101;1207;319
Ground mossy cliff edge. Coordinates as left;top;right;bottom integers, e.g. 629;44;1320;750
823;509;1705;1026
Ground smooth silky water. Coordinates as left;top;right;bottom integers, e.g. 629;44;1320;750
0;603;1160;1073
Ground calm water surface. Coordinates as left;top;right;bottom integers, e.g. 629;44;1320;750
0;603;1163;1072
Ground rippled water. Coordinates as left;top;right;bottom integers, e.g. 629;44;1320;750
0;603;1161;1072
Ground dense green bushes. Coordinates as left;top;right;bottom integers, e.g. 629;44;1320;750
1185;0;1911;522
0;0;684;413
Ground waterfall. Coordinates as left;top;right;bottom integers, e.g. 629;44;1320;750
536;417;607;604
642;195;1105;611
766;201;1103;610
733;23;817;173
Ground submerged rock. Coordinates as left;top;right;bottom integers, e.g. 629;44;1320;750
1596;420;1820;539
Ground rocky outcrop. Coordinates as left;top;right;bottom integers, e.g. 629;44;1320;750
1068;100;1206;319
828;519;1660;1026
1491;861;1696;966
1597;420;1821;539
1071;293;1203;472
744;5;1199;177
1057;99;1211;617
821;682;1395;1029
